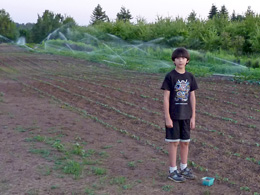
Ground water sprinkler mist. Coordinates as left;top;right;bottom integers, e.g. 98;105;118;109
35;26;244;74
58;32;68;41
0;34;13;43
16;37;26;45
212;56;246;68
103;43;126;64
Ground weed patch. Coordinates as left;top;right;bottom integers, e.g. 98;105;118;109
29;148;50;158
110;176;126;185
63;160;83;179
91;166;107;176
162;185;174;192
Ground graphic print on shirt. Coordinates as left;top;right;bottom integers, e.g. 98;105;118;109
174;79;190;103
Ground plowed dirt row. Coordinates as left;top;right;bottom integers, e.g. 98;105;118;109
1;44;259;194
27;73;260;192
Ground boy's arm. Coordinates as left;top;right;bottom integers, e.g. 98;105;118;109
190;91;196;130
163;90;173;128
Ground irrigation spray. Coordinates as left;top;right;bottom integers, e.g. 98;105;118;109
34;26;174;72
0;34;13;43
16;37;26;45
11;25;251;75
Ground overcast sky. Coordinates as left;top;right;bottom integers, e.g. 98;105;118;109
1;0;259;25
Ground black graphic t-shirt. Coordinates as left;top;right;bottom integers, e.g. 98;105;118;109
161;69;198;120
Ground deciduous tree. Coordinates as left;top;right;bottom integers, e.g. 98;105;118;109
63;16;77;27
31;10;65;43
0;9;18;41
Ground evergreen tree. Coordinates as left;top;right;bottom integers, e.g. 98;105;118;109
90;4;109;25
245;6;254;17
208;4;218;19
116;6;133;22
187;10;197;23
0;9;18;41
236;14;244;21
219;5;229;18
231;10;244;21
231;10;236;21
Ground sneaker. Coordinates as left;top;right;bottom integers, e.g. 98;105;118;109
168;170;186;183
180;167;196;180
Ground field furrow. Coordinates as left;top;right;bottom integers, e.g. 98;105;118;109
1;45;260;194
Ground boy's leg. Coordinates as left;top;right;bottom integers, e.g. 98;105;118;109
165;121;186;182
179;119;196;179
180;141;195;179
180;142;189;166
165;120;180;169
168;141;185;182
169;142;179;168
179;119;191;166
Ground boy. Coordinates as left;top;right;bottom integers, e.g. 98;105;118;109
161;47;198;182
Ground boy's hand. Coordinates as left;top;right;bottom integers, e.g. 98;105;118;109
165;118;173;128
190;117;195;130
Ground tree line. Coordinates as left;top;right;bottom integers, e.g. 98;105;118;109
1;4;260;57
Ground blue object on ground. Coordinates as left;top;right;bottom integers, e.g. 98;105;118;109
202;177;215;186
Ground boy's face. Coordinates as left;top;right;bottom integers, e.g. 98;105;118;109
174;57;189;68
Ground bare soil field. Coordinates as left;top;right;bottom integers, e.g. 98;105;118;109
0;44;259;195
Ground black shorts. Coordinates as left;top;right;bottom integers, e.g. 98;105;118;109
165;119;190;142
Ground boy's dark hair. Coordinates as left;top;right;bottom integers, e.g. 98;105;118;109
171;47;190;62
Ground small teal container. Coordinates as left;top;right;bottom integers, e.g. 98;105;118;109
202;177;215;186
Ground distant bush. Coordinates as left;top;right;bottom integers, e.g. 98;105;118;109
234;68;260;84
245;60;252;68
252;61;260;69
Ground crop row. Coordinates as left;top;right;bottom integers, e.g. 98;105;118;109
54;74;162;103
199;79;259;95
57;73;259;128
44;75;161;116
31;77;163;131
200;92;260;111
5;55;260;109
55;72;260;124
197;109;259;131
196;125;260;149
19;81;161;149
19;79;256;192
2;59;259;153
41;73;260;151
3;58;258;148
38;73;260;152
3;56;258;152
30;77;260;172
197;94;260;122
58;72;260;122
198;90;260;109
2;56;258;192
18;79;224;175
30;55;160;83
43;73;259;132
191;136;260;167
15;57;258;125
